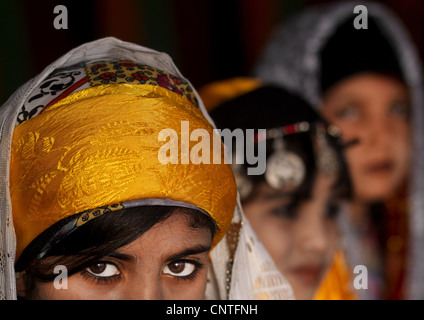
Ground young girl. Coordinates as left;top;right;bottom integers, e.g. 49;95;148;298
208;84;354;299
0;37;291;300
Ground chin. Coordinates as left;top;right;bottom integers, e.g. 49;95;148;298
356;184;398;203
292;286;316;300
287;276;319;300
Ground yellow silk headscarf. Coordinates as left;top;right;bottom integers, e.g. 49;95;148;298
10;64;237;263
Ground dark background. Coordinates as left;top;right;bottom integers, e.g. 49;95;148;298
1;0;423;104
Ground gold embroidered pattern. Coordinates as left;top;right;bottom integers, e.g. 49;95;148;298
11;84;237;260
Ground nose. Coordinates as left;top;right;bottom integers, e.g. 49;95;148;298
366;113;392;148
121;277;164;300
297;209;329;255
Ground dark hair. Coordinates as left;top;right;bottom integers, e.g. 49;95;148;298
320;17;405;94
240;123;351;214
20;205;215;299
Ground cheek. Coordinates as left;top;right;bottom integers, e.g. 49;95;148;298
260;220;292;260
332;120;361;143
325;220;339;251
344;146;363;172
245;211;292;269
392;123;411;160
32;282;56;300
34;278;90;300
162;267;209;300
188;270;209;299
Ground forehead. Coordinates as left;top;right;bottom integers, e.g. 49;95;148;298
114;213;212;261
325;72;408;100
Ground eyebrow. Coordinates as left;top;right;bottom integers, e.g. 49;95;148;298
324;94;362;106
164;245;211;263
106;252;134;262
105;244;211;264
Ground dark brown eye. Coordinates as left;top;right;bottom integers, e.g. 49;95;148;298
89;263;107;274
163;261;196;277
86;262;120;277
168;261;185;274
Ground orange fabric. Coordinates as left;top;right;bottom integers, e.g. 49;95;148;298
314;249;357;300
199;77;262;111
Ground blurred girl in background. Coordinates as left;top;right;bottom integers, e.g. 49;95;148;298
255;2;424;299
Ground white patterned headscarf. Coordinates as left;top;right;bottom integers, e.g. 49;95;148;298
255;1;424;299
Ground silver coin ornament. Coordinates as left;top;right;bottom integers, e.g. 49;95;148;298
265;150;305;191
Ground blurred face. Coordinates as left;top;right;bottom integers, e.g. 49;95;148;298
321;73;411;202
28;213;212;300
242;173;339;300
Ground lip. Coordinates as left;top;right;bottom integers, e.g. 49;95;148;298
364;160;394;175
290;265;323;285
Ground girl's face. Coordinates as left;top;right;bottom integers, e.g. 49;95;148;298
28;213;212;300
321;73;411;203
242;172;339;300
